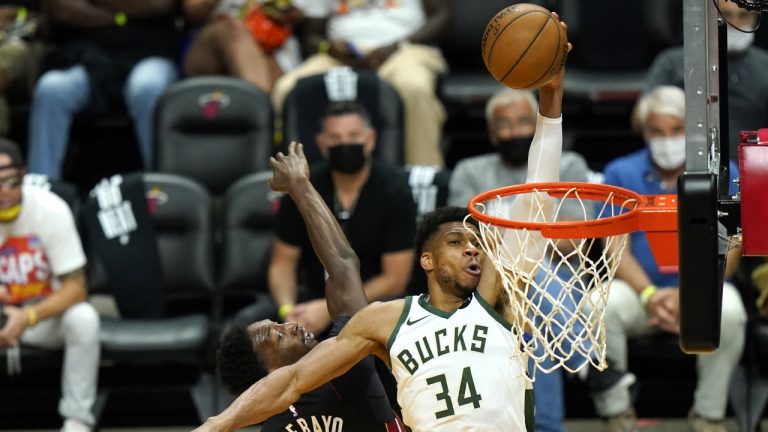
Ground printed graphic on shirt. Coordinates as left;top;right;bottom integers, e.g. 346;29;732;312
0;235;52;304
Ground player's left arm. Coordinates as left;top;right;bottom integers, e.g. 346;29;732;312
270;142;367;318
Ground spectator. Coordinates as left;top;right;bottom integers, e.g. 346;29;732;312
645;0;768;161
0;3;42;136
589;86;745;432
27;0;181;180
0;138;100;432
269;101;416;334
448;87;592;432
183;0;304;93
271;0;451;167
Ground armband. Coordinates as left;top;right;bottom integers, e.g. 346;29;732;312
318;39;330;55
278;304;294;321
639;284;658;307
114;12;127;27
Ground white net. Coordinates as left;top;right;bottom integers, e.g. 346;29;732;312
469;185;637;382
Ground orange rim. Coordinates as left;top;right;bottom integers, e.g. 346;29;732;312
468;182;676;239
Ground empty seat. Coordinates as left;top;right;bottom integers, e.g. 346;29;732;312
155;76;274;195
82;172;217;422
218;171;278;325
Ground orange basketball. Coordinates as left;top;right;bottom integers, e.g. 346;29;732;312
481;3;568;90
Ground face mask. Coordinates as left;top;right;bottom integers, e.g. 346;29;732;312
727;26;754;53
648;135;686;170
327;144;367;174
497;136;532;166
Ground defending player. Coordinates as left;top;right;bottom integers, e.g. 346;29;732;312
194;16;570;432
215;142;404;431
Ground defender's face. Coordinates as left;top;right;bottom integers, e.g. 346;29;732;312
247;320;318;370
425;222;483;296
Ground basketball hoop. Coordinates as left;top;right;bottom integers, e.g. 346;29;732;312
467;182;677;380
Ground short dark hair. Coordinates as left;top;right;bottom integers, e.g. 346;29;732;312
415;206;479;255
0;138;24;168
216;324;269;396
320;101;372;129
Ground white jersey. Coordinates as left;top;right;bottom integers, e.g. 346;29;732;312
388;292;532;431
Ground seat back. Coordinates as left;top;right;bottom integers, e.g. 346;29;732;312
218;171;277;316
155;76;274;195
144;173;216;315
83;173;216;318
405;165;451;295
82;173;166;318
282;67;404;166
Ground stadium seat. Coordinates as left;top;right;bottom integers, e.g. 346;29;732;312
154;76;273;196
218;171;279;327
82;172;217;423
281;67;404;166
405;165;451;295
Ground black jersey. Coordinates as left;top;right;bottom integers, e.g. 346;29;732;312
261;317;405;432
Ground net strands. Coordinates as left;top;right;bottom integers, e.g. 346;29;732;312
468;186;636;381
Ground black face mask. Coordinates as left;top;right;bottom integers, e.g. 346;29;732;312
328;144;367;174
497;136;532;166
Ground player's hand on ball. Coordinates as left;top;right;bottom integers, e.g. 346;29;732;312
269;141;310;193
540;12;571;90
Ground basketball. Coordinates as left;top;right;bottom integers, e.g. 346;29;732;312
481;3;568;90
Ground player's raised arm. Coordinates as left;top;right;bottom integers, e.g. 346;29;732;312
269;142;367;318
194;300;401;432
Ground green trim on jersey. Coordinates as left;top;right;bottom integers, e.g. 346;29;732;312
525;388;535;432
417;294;457;318
475;291;512;331
387;296;413;352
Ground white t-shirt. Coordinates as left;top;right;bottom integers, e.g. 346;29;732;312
302;0;426;50
0;185;86;304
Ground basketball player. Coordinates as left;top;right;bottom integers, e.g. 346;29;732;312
194;15;570;432
215;140;404;431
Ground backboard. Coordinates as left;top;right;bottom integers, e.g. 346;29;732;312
679;0;731;353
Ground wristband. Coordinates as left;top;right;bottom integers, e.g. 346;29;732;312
639;284;658;307
114;12;127;27
318;39;330;55
277;304;294;321
24;306;38;327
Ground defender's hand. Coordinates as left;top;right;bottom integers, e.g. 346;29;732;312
269;142;310;193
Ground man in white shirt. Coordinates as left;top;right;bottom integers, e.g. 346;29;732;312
0;138;100;432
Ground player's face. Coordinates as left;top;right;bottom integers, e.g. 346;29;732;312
489;101;536;143
718;0;758;31
643;113;685;139
0;154;22;211
427;222;483;297
248;320;318;370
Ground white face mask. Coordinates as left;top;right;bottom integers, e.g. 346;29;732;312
727;26;754;53
648;135;686;170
